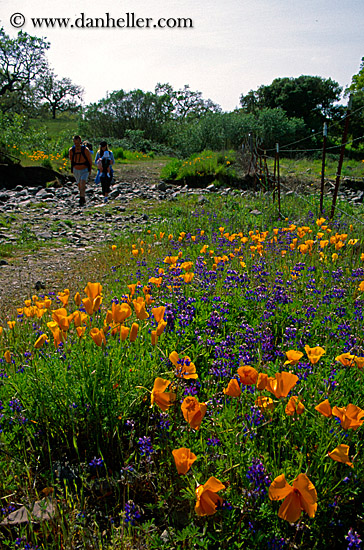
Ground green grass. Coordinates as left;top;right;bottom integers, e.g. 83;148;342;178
28;117;79;138
267;156;364;182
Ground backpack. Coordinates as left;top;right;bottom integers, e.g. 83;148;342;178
70;145;91;171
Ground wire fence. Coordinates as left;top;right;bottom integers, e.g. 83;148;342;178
241;102;364;224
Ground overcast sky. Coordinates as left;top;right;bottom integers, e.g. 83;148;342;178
1;0;363;111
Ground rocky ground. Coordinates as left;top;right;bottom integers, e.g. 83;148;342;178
0;160;363;321
0;161;245;319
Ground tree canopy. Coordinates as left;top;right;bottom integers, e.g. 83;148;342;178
240;75;343;131
0;27;49;97
35;71;84;119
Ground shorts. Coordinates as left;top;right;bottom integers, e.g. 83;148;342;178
73;168;89;184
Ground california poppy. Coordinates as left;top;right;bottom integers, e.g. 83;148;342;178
223;379;241;397
52;308;70;331
172;447;197;475
57;289;70;307
84;282;102;301
133;299;149;320
112;302;132;324
34;334;48;349
285;396;305;416
304;345;325;365
195;477;225;516
284;350;303;365
152;306;165;324
129;323;139;342
255;396;274;411
256;373;268;390
120;325;130;341
332;404;364;430
335;353;355;367
151;378;176;412
90;328;106;347
354;356;364;369
47;321;65;347
74;292;82;306
315;399;332;418
268;473;317;522
266;372;298;398
156;320;167;336
328;444;353;467
181;396;207;430
151;330;158;346
4;350;11;363
237;365;258;385
169;351;198;379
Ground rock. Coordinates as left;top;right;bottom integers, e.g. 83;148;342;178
157;181;167;192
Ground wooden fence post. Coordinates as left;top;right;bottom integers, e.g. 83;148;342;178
319;122;328;214
330;96;352;219
276;143;281;217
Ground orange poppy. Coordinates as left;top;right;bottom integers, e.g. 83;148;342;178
195;477;225;516
112;302;132;324
172;447;197;475
332;404;364;430
133;299;149;320
256;396;274;412
266;372;298;398
34;334;48;349
152;306;165;324
328;444;353;467
285;396;305;416
304;345;325;365
151;378;176;412
268;473;317;522
84;282;102;301
335;353;355;366
284;350;303;365
156;320;167;336
223;379;241;397
314;399;332;418
151;330;158;346
57;289;70;307
256;373;268;390
4;350;11;363
169;351;198;379
90;328;106;347
129;323;139;342
120;325;130;341
354;356;364;369
181;396;207;430
237;365;258;385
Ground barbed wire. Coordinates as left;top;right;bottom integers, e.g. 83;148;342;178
256;103;364;154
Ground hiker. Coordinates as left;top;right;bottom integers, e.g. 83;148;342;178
96;149;112;178
83;140;94;156
69;135;93;207
95;141;115;203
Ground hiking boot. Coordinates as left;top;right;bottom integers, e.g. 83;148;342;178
79;197;86;207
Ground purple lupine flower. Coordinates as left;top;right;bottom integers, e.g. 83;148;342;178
346;528;362;549
124;500;141;525
246;458;271;498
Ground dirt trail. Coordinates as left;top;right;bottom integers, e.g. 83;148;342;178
0;161;164;322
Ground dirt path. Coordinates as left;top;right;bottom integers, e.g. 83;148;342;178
0;160;166;322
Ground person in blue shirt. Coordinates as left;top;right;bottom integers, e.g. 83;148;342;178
94;141;115;203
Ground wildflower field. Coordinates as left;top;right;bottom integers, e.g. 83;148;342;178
1;193;364;549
